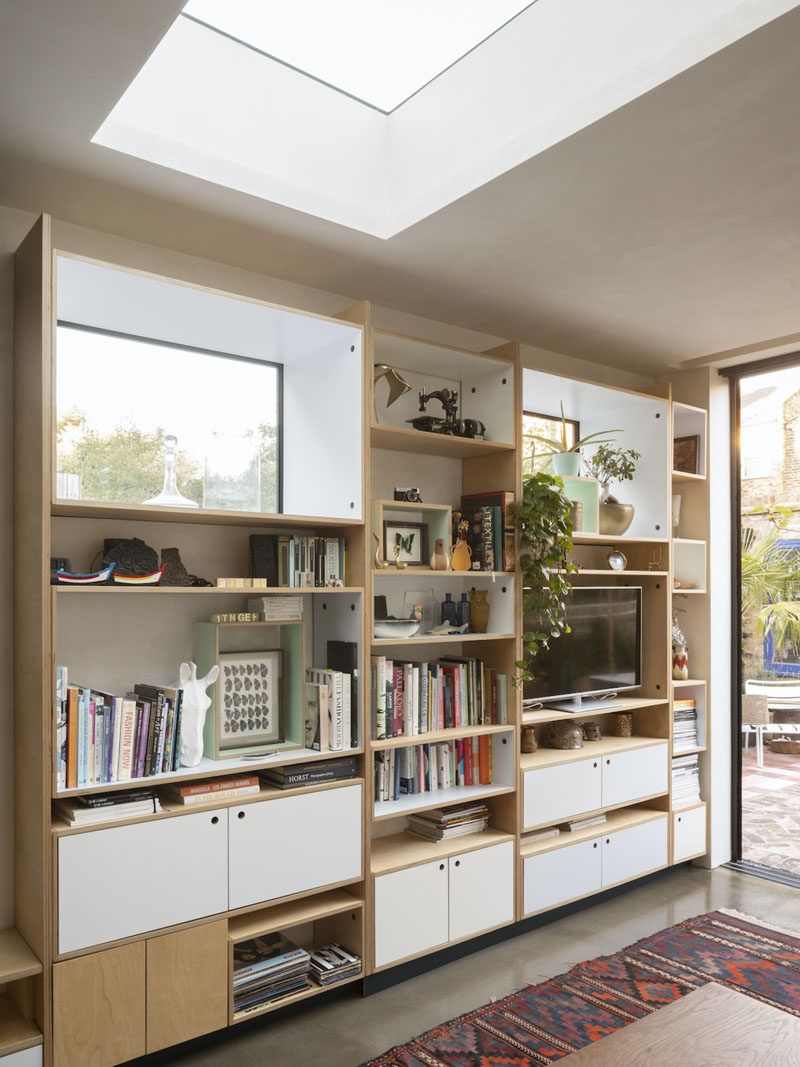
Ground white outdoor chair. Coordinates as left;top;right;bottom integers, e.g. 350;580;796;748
743;681;800;767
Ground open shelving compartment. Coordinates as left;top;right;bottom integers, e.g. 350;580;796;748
672;402;708;481
227;889;364;1024
0;929;43;1060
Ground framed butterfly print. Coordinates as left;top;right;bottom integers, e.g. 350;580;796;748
217;649;284;751
383;520;427;566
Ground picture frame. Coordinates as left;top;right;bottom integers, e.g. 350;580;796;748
383;520;427;566
673;434;700;475
217;649;284;751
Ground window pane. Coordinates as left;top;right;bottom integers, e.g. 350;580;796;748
56;325;280;513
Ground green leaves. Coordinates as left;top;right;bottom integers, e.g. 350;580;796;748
515;471;577;681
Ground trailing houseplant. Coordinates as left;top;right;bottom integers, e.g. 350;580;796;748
515;471;578;681
527;402;620;477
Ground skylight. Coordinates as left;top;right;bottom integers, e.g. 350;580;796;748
182;0;534;112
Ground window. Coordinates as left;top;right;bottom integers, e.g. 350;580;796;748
56;324;281;513
522;410;578;478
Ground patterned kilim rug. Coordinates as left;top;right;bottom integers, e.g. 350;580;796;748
363;910;800;1066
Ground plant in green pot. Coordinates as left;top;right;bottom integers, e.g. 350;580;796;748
515;471;578;682
583;444;641;536
528;403;620;478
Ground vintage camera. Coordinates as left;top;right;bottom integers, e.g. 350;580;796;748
394;486;422;503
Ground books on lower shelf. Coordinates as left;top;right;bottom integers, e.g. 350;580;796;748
672;752;701;805
406;801;489;841
673;698;699;752
56;667;185;791
246;595;304;621
375;736;493;803
261;756;358;790
54;790;162;826
232;933;311;1014
162;775;261;805
308;943;362;986
370;655;507;740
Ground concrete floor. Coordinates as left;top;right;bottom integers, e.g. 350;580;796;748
136;866;799;1067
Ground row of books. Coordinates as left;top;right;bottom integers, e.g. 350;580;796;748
459;490;515;572
375;737;493;803
370;655;507;739
406;801;489;842
672;753;701;806
55;667;183;791
232;933;361;1015
673;698;699;753
53;759;360;826
305;669;353;751
249;533;346;588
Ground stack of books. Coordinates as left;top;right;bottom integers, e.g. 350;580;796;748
672;753;701;806
232;933;311;1015
673;698;699;752
305;666;354;752
308;943;361;987
162;775;260;806
54;790;162;826
459;491;516;572
261;756;357;791
246;595;304;621
406;801;489;841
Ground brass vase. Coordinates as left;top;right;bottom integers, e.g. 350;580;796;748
468;588;490;633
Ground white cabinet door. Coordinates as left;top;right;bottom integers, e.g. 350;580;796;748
3;1048;43;1067
601;743;668;808
228;784;362;910
448;841;514;942
601;817;667;887
58;810;228;954
374;860;449;968
523;838;602;915
673;805;706;862
523;758;602;829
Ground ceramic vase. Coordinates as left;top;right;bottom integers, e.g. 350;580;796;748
552;452;581;477
468;588;490;633
450;538;472;571
430;538;450;570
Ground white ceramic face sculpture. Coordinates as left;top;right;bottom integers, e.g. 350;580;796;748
176;661;220;767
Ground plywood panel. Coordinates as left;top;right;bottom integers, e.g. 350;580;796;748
146;921;227;1053
13;216;52;964
52;943;145;1067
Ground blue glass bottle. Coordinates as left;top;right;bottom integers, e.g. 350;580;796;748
456;592;471;631
441;592;457;626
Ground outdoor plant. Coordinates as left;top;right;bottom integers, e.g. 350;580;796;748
742;505;800;656
515;470;578;680
527;402;620;459
583;443;641;502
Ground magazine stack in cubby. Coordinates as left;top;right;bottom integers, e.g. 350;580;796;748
232;933;311;1015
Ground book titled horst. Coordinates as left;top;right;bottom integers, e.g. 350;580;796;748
261;756;357;789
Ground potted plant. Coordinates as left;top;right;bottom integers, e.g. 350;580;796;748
583;443;641;535
515;471;578;680
527;403;620;478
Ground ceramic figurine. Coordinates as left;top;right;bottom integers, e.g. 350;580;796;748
175;661;220;767
430;538;450;570
373;532;390;569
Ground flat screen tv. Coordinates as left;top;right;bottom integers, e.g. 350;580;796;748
523;586;642;711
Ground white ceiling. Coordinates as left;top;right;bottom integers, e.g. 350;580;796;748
1;0;800;376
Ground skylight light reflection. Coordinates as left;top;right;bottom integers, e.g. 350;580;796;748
182;0;533;112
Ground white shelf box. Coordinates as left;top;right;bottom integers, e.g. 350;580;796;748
373;572;515;638
522;369;669;539
672;402;707;480
673;539;707;592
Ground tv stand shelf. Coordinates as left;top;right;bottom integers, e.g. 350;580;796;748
521;735;666;771
522;696;668;725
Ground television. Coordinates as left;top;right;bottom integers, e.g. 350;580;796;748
523;586;642;711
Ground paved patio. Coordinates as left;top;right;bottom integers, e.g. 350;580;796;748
742;744;800;875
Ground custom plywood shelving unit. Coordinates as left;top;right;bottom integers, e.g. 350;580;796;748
13;216;711;1065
